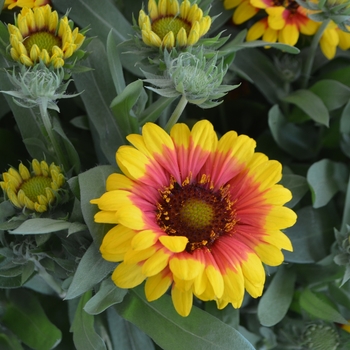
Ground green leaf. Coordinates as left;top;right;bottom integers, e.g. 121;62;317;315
106;307;155;350
307;159;348;208
10;218;72;234
2;289;62;350
114;285;255;350
281;89;329;126
139;96;178;125
258;266;296;326
279;174;309;208
65;243;115;300
268;104;320;160
78;165;116;245
340;100;350;134
299;289;348;324
0;73;56;162
72;39;125;164
71;291;107;350
0;275;23;288
232;49;284;104
84;278;127;315
310;79;350;111
110;80;144;135
106;31;126;96
284;205;338;263
0;329;24;350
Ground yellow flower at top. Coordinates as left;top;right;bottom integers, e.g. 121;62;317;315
0;159;65;213
91;120;296;317
8;4;85;68
3;0;50;10
247;0;318;46
138;0;212;49
320;22;350;59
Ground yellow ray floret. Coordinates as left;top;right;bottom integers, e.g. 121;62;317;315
8;4;85;68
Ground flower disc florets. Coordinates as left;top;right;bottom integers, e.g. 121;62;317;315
8;4;85;68
142;48;240;108
138;0;212;50
302;323;340;350
0;159;65;213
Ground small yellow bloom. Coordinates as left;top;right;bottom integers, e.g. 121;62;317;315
138;0;212;49
0;159;65;213
3;0;50;10
8;4;85;68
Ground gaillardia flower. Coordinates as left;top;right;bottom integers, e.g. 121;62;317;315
138;0;211;49
0;159;65;213
91;120;297;317
8;4;85;68
248;0;318;46
3;0;50;10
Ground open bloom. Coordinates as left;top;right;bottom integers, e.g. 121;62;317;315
0;159;65;213
138;0;211;49
8;4;85;68
224;0;260;25
248;0;318;45
3;0;50;9
91;120;297;317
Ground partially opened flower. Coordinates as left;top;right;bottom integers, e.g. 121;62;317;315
91;120;297;317
8;4;85;68
1;159;65;213
142;49;239;108
138;0;211;49
3;0;50;10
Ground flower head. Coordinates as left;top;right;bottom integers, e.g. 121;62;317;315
3;0;50;10
138;0;211;49
1;63;79;112
302;323;340;350
142;49;239;108
91;120;296;317
1;159;65;213
8;4;85;68
248;0;318;46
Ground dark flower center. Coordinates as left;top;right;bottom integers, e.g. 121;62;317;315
156;175;236;253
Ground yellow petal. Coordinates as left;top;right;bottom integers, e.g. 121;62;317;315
145;270;172;301
112;263;146;288
159;235;188;253
171;284;193;317
169;255;203;280
131;230;158;251
142;248;171;276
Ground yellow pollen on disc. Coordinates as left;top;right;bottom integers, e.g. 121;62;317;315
156;177;237;253
20;176;52;202
180;198;214;229
23;32;62;55
152;17;191;40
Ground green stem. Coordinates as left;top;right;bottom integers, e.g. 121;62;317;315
301;19;330;89
341;174;350;235
164;94;188;133
33;259;66;298
39;102;67;170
